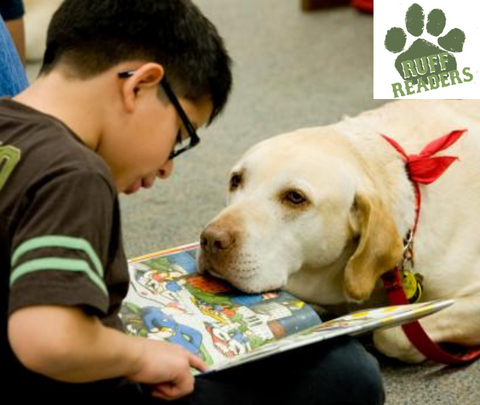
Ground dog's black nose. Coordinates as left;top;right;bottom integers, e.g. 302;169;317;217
200;226;234;254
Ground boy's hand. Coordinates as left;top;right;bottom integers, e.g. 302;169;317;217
151;348;207;401
128;339;208;400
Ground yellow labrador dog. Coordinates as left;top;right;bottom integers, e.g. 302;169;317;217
198;99;480;363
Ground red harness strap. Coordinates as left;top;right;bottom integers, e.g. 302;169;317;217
381;129;480;364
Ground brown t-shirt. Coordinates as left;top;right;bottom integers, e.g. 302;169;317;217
0;98;130;396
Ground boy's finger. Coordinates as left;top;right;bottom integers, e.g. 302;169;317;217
188;352;209;372
151;384;181;401
151;383;177;401
152;374;194;400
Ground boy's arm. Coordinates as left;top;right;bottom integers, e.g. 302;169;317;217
8;305;207;400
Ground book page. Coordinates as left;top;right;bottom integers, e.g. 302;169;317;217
212;299;454;372
120;244;321;369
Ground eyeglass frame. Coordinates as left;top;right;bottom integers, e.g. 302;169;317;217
118;70;201;160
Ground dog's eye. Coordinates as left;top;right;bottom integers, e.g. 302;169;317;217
230;173;242;190
284;190;307;205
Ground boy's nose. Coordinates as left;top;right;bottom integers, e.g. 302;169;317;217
158;160;174;179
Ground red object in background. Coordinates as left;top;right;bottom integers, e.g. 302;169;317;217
352;0;373;13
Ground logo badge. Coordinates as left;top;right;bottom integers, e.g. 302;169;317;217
374;1;479;99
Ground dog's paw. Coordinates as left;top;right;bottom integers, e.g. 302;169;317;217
373;327;426;363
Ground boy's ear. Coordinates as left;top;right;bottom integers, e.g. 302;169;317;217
121;63;165;112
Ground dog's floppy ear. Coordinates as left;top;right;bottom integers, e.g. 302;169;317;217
344;193;403;301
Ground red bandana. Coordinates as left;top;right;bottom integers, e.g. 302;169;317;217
381;129;466;235
381;129;466;185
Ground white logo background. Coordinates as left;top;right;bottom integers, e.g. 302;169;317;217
374;0;480;99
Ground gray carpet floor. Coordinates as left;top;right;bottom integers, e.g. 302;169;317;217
26;1;480;404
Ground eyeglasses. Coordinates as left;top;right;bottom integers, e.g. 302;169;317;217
118;70;201;160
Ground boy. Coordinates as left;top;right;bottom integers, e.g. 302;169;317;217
0;0;385;403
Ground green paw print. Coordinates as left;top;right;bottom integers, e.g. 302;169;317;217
384;3;465;84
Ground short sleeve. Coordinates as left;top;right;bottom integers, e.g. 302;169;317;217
9;168;117;316
0;16;28;96
0;0;25;21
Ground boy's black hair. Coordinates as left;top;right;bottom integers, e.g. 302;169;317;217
40;0;232;123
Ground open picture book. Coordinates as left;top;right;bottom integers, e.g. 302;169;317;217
120;243;453;374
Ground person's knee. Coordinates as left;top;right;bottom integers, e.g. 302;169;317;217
334;337;385;405
351;357;385;405
298;336;385;405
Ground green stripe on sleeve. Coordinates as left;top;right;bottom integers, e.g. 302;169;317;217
12;236;104;277
10;257;108;296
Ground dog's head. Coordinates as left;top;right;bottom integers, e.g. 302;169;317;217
197;129;403;304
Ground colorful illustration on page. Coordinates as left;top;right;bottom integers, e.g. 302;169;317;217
120;249;320;366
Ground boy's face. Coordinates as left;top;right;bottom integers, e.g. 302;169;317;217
99;68;213;194
125;96;212;195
